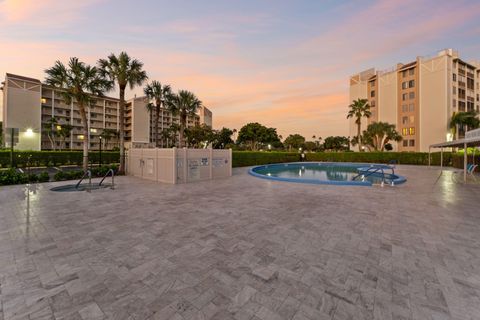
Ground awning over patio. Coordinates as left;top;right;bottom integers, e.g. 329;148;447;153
428;128;480;183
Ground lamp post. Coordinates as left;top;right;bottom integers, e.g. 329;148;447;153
99;136;102;167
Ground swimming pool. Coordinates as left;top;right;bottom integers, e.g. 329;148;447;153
249;162;407;186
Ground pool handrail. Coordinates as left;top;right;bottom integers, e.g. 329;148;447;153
75;170;92;190
99;169;115;189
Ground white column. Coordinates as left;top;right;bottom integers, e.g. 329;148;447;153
103;100;106;129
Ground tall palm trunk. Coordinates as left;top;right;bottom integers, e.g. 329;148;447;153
357;120;362;152
79;103;89;172
119;86;126;174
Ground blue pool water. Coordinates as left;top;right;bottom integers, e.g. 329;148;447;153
249;162;406;186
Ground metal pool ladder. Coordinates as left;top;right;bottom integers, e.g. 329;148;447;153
76;170;92;192
99;169;115;189
352;165;395;186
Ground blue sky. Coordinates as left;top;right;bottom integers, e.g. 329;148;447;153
1;0;479;138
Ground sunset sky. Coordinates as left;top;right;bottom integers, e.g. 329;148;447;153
1;0;480;139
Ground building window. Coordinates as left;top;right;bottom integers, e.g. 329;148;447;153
409;68;415;76
409;104;415;112
402;70;407;78
409;92;415;99
403;140;408;147
408;80;415;88
41;98;47;104
402;116;408;125
402;82;408;89
402;128;408;136
370;100;376;107
453;86;456;95
370;90;375;98
453;73;457;81
402;104;408;112
409;139;415;147
409;127;415;135
402;93;408;101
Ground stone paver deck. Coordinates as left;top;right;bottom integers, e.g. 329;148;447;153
1;166;480;320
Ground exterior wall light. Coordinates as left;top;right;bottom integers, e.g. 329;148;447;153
25;128;34;137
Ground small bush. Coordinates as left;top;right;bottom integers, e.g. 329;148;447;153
38;172;50;182
0;151;120;168
0;169;28;185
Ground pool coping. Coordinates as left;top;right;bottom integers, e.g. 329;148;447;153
248;162;407;186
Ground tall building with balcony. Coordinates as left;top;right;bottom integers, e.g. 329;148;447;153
1;73;213;151
349;49;480;152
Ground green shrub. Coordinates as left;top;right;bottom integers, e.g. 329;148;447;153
38;172;50;182
232;151;452;167
0;169;28;185
0;151;120;168
232;151;301;167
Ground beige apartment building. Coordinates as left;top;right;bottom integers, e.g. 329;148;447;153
1;73;212;151
349;49;480;152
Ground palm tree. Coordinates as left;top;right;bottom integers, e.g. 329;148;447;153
144;81;172;147
45;58;112;171
449;111;480;139
43;117;58;150
347;98;371;151
58;123;73;150
98;52;148;173
166;90;202;147
100;128;117;150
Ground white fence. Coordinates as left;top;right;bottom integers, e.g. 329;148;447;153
127;148;232;184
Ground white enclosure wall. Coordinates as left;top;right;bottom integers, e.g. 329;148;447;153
127;148;232;184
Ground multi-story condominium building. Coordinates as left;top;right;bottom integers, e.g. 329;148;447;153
1;73;213;151
125;96;211;148
349;49;480;152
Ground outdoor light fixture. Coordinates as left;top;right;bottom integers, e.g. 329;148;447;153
268;144;272;150
446;133;453;142
56;125;62;130
25;128;33;137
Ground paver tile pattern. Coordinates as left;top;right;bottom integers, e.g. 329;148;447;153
1;166;480;320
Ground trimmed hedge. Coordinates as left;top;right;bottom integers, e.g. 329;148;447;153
452;154;480;171
0;169;50;185
53;165;118;181
305;152;451;166
232;151;452;167
0;151;120;168
232;151;301;167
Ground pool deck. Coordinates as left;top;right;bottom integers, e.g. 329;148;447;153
1;165;480;320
